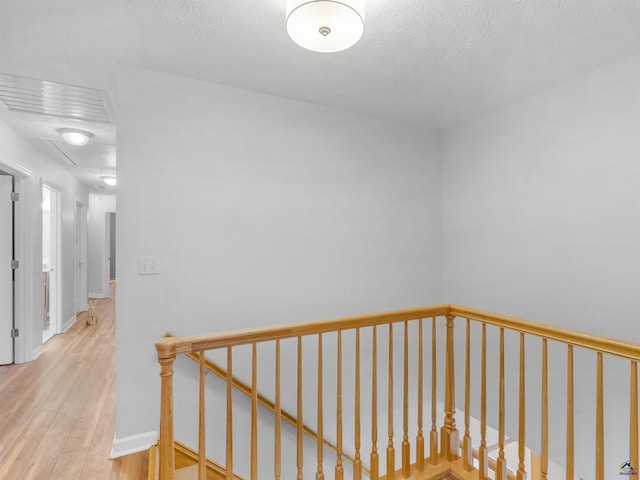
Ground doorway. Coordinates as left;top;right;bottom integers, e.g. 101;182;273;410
42;184;61;343
108;212;116;280
0;172;14;364
74;201;88;314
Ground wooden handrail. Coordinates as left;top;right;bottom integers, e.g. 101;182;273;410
155;306;451;355
449;305;640;361
157;304;640;361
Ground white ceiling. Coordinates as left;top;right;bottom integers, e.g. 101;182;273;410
1;0;639;188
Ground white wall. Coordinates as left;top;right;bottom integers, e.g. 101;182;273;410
88;193;116;297
115;66;443;447
442;54;640;478
0;118;90;362
115;57;640;473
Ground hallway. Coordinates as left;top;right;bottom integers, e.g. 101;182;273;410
0;282;148;479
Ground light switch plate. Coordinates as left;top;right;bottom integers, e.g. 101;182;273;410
138;257;159;275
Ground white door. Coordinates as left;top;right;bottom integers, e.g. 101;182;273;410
0;175;14;364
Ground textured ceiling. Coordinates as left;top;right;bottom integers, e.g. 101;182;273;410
1;0;639;185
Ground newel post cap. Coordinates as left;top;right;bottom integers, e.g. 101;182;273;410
155;336;178;359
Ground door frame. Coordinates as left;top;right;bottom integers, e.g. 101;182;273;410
42;180;62;340
104;212;112;293
106;211;116;284
0;160;32;363
74;199;88;315
0;173;14;364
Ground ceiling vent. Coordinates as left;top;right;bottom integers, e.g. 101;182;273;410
0;74;113;124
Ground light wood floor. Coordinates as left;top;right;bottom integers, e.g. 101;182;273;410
0;281;149;480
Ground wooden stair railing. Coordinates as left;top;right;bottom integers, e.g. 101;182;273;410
170;334;368;474
156;304;640;480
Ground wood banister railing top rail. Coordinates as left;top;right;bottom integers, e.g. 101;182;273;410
155;305;451;355
156;304;640;362
449;305;640;361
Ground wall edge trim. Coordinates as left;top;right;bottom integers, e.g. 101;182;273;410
110;431;158;459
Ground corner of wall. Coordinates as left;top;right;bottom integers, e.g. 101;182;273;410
31;344;43;361
88;292;110;299
110;431;158;459
63;314;77;332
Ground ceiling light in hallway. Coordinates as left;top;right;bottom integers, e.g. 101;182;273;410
58;128;94;146
286;0;364;53
101;176;117;186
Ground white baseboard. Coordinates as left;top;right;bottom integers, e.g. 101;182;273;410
31;345;43;361
63;314;77;332
111;431;158;459
89;292;110;299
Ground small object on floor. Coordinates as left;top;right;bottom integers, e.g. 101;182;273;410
86;299;99;325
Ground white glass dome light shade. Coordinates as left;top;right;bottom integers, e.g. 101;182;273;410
58;128;94;146
101;176;117;186
286;0;364;53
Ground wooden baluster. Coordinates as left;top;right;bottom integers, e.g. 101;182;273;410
517;333;526;480
371;325;379;480
402;320;410;477
430;317;438;465
336;330;344;480
251;344;258;480
297;337;303;480
441;314;459;461
275;339;281;480
157;341;176;480
462;319;472;471
387;323;396;477
416;318;425;471
478;323;488;480
541;339;548;480
199;352;206;480
226;347;233;480
496;328;506;480
566;345;574;480
317;334;324;480
631;361;638;477
354;328;362;480
596;352;604;480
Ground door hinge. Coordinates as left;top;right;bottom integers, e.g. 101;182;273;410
11;328;19;338
11;192;19;201
11;260;19;269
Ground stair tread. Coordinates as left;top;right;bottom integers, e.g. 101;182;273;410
154;447;200;480
175;464;198;480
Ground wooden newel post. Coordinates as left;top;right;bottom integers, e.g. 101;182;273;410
156;338;177;480
441;314;459;461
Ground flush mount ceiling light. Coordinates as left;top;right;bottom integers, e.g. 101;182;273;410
58;128;94;146
286;0;364;53
101;176;117;186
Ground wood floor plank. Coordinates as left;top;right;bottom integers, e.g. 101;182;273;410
0;281;149;480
